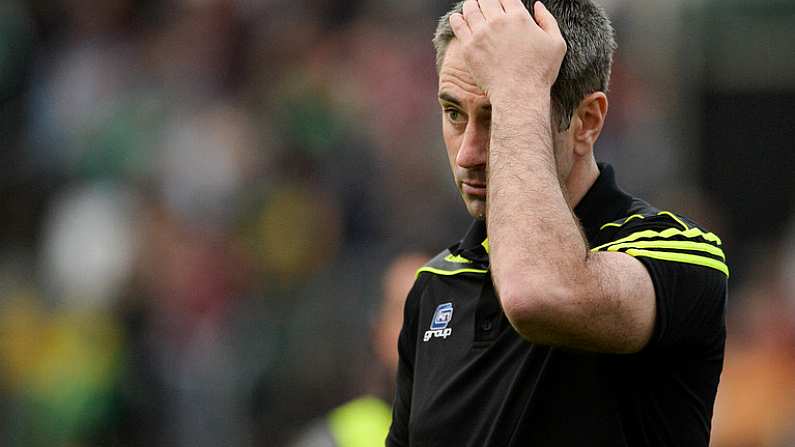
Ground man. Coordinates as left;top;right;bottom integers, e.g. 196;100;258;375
387;1;729;446
288;253;427;447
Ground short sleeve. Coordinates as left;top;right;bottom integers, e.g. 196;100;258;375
636;255;727;349
386;274;427;446
593;215;729;350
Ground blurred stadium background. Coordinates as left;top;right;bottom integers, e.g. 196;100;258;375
0;0;793;445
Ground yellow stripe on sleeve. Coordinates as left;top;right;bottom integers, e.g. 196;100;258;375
598;211;690;232
623;248;729;277
591;227;723;252
657;211;689;230
604;240;725;260
599;214;647;230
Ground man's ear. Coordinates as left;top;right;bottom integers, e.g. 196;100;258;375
572;92;608;157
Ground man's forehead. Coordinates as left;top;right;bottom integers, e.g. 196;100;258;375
439;41;475;84
438;41;488;105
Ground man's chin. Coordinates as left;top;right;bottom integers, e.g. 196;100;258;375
464;198;487;220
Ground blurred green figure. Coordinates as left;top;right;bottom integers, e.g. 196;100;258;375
289;253;427;447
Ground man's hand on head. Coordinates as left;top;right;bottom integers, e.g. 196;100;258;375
449;0;567;103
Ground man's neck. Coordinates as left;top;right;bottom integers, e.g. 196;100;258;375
564;156;600;209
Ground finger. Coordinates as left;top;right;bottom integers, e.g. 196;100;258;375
449;12;472;41
462;0;486;31
533;2;562;37
500;0;528;15
477;0;504;21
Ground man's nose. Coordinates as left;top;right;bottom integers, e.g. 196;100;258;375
456;121;488;169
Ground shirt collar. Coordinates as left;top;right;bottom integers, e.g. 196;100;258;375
454;162;634;259
573;162;635;242
452;219;489;264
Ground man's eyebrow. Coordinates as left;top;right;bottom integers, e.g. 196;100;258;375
438;92;492;112
438;92;460;106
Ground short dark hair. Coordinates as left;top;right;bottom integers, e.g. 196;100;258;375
432;0;617;130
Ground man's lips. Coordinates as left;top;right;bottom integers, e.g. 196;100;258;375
462;181;487;197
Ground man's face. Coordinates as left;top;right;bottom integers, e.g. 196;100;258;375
438;39;574;219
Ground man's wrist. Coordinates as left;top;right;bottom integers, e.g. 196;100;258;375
490;88;553;131
489;87;553;128
488;86;556;164
488;82;552;106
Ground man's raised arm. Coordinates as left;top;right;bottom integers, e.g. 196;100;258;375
450;0;656;353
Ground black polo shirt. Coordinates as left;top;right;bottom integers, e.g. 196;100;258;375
387;163;728;447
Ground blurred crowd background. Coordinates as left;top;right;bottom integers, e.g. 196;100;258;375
0;0;793;445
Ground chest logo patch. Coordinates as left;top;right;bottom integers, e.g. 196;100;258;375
424;302;453;342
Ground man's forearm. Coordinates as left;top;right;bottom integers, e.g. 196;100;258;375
486;92;590;333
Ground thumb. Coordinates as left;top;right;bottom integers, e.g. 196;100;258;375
533;2;562;37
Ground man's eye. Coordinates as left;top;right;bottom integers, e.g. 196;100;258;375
445;109;464;123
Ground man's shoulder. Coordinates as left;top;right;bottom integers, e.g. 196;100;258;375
415;248;489;278
597;201;714;234
591;202;729;278
593;202;723;247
